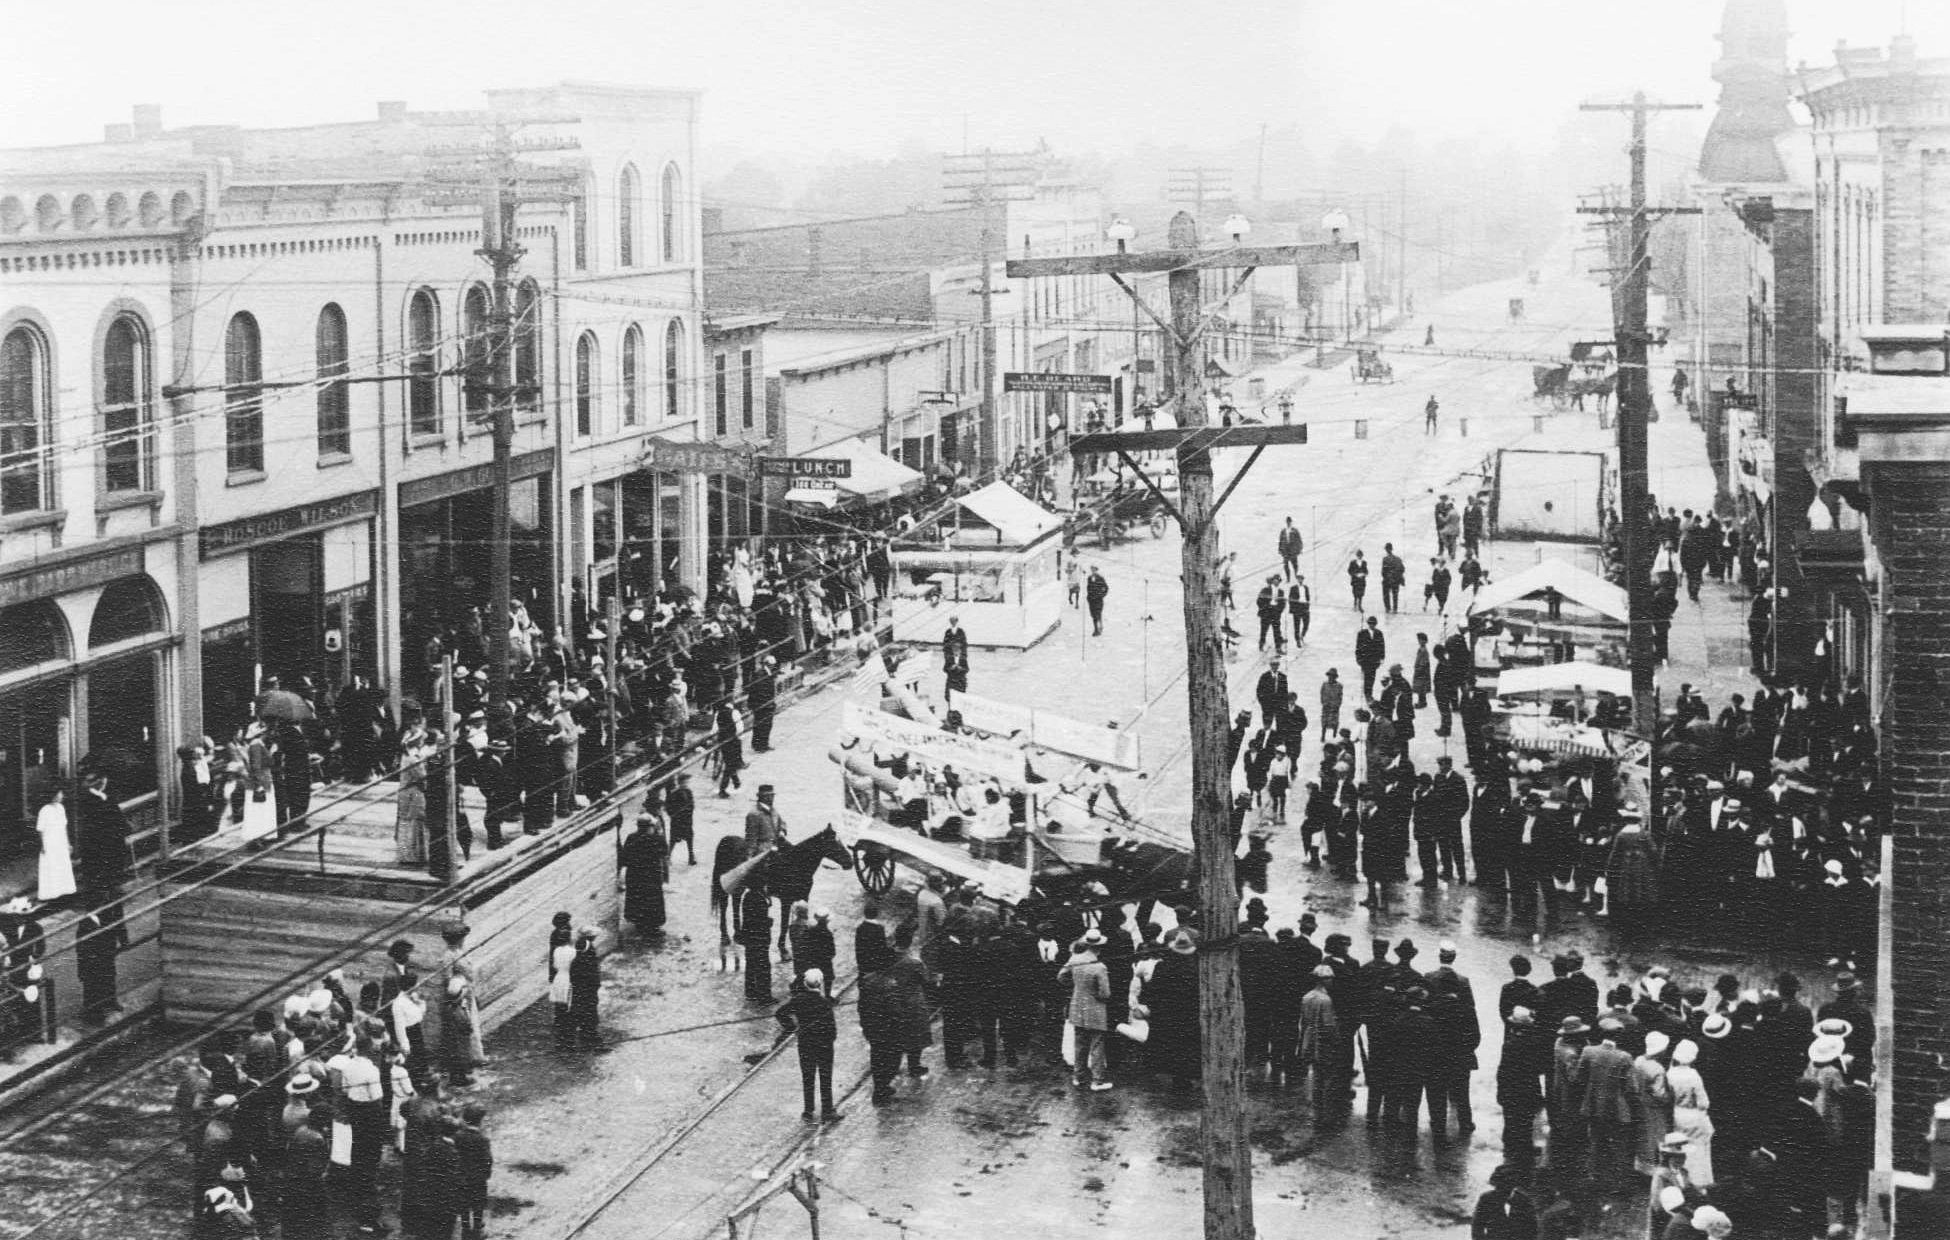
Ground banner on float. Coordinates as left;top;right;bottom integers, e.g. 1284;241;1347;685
840;702;1027;786
948;690;1143;771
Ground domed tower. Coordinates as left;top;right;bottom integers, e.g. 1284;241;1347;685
1699;0;1794;182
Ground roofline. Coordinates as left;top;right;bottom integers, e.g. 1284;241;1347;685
705;204;986;239
776;329;954;377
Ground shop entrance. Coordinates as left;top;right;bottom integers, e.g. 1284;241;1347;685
0;681;67;863
399;476;552;699
252;535;323;688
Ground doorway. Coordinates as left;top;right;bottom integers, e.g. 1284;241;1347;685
253;535;323;688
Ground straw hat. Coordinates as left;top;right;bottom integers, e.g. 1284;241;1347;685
1808;1035;1847;1065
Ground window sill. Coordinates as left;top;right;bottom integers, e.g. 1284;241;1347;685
225;470;267;488
96;490;162;514
0;507;66;534
409;433;447;451
317;452;354;470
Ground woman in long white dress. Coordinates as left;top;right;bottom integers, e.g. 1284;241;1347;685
1668;1038;1715;1186
36;787;76;902
395;726;429;865
237;722;280;842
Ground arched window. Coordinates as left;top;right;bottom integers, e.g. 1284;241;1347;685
461;285;491;424
661;163;683;263
314;304;350;458
89;575;166;647
575;332;598;436
663;320;685;421
572;187;589;272
1;323;52;512
514;280;542;415
0;599;68;675
224;313;263;476
406;288;440;435
621;324;644;426
617;165;640;268
102;313;153;493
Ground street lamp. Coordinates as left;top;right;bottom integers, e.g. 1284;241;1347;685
1108;217;1141;417
1322;210;1353;343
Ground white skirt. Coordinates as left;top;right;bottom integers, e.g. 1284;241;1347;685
239;784;280;841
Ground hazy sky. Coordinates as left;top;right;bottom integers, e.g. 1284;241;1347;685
2;1;1942;163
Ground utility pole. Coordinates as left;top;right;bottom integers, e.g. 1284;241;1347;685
1010;216;1351;1240
423;113;582;712
1254;124;1268;205
944;149;1039;475
1398;167;1408;315
1579;93;1701;741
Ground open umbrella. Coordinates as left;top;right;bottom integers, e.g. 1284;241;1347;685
255;687;314;723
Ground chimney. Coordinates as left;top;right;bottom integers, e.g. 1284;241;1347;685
104;123;135;143
377;101;408;122
132;104;163;138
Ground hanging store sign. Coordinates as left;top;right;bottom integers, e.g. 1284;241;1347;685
1004;372;1114;394
642;438;752;476
759;456;853;479
200;490;380;559
840;702;1027;787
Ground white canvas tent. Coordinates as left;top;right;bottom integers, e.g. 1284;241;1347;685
1492;660;1632;700
1468;559;1628;625
951;481;1063;547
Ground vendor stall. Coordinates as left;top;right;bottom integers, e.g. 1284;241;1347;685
890;481;1066;649
1469;558;1629;669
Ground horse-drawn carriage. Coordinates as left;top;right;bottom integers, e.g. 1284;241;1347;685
1532;341;1619;413
1353;343;1394;384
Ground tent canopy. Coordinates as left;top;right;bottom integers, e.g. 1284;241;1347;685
953;481;1062;546
810;437;924;501
1469;559;1628;624
1493;660;1632;700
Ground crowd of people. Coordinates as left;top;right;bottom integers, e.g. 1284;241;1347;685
173;926;511;1237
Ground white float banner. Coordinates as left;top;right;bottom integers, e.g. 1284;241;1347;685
840;702;1028;786
948;690;1143;770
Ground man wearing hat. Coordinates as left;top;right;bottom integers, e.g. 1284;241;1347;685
1470;1164;1537;1240
1496;1006;1550;1166
1057;929;1113;1090
745;785;787;854
748;655;781;753
1576;1019;1637;1192
1539;951;1599;1032
1547;1015;1592;1173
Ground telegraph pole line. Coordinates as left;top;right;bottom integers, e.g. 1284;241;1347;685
423;113;582;712
944;148;1039;475
1579;93;1701;742
1011;217;1352;1240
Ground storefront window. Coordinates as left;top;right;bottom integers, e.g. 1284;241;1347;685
621;473;660;600
0;599;67;673
593;479;618;566
399;476;553;699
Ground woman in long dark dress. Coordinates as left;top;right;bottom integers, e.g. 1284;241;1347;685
618;813;669;934
1144;928;1202;1085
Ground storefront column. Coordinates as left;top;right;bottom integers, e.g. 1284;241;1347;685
678;472;708;597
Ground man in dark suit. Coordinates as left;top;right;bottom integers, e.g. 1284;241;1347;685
74;768;134;897
747;656;780;753
941;617;970;700
1539;951;1600;1030
1354;617;1386;701
1427;756;1470;882
1573;1018;1635;1191
1505;791;1553;919
1255;661;1290;728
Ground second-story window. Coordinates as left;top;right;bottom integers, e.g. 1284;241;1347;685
407;289;440;436
661;163;682;264
664;320;685;420
622;325;643;426
741;348;755;431
514;280;542;415
714;353;727;436
315;303;350;458
224;312;263;475
102;313;153;492
0;324;52;512
461;285;491;426
576;332;597;436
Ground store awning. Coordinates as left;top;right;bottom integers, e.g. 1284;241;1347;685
1469;559;1628;625
955;481;1062;546
809;437;924;501
1493;661;1632;700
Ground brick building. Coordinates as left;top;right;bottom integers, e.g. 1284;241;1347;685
0;83;709;884
1792;35;1950;1216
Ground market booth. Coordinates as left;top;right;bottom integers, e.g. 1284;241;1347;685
891;481;1066;649
1468;558;1628;672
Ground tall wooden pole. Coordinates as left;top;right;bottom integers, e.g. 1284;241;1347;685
1619;96;1656;739
1165;210;1254;1240
482;188;519;715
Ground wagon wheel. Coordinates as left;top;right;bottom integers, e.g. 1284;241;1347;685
854;844;897;894
1148;512;1168;539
